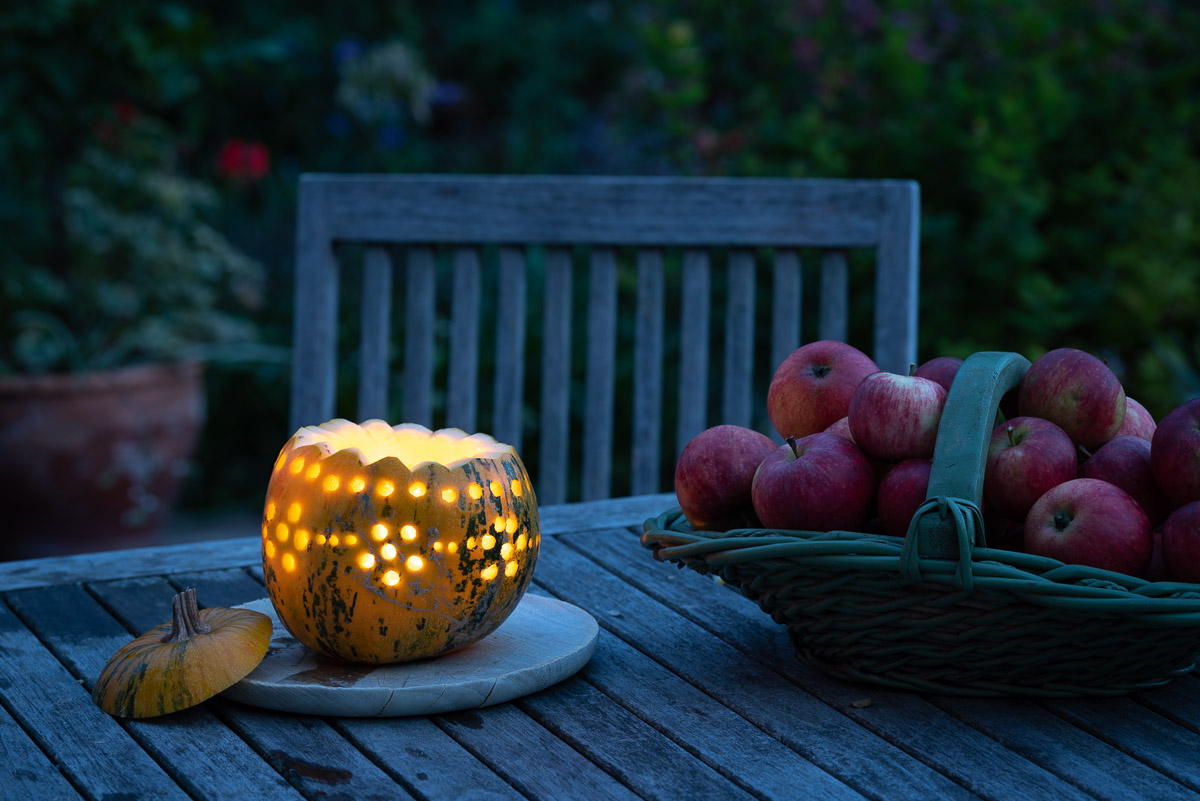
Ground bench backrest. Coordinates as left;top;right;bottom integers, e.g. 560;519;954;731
291;174;920;503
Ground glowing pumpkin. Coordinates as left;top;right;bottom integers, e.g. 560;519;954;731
262;419;540;664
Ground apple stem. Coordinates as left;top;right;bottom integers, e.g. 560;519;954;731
786;436;800;458
907;363;917;377
1076;445;1092;461
1053;513;1072;532
1006;425;1017;447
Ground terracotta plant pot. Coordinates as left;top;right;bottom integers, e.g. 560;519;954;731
0;362;205;560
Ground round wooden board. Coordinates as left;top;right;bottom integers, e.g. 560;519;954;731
222;594;598;717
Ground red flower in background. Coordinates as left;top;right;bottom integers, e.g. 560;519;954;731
216;140;270;181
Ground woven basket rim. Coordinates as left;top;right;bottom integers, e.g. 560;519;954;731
644;506;1200;622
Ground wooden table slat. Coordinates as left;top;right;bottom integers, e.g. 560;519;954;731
519;674;757;801
438;703;643;801
6;581;303;801
931;696;1200;801
0;597;191;801
571;628;867;801
334;716;527;801
534;534;977;801
556;529;1113;801
0;699;85;801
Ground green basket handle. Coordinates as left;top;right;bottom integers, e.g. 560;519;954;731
899;351;1031;589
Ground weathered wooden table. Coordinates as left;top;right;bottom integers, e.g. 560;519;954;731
3;492;1200;801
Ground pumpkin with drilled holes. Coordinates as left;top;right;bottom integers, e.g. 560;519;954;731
262;419;540;664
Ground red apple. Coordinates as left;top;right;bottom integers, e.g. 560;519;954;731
767;341;879;440
877;459;932;537
1160;502;1200;583
674;425;776;530
1024;478;1152;576
1117;397;1156;442
823;416;854;442
1017;348;1126;451
913;356;962;394
1151;398;1200;506
983;416;1077;522
751;432;875;533
1079;435;1171;527
848;371;947;461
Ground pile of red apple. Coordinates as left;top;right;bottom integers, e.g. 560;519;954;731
673;341;1200;583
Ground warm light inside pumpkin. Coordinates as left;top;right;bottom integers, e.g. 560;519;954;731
263;419;540;664
291;419;514;469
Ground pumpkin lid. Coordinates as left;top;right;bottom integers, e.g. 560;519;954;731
290;419;514;469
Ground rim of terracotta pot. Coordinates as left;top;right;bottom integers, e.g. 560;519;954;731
0;361;204;397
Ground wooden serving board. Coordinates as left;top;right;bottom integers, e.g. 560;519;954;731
222;594;598;717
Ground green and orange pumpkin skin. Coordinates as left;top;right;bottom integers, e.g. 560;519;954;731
262;421;540;664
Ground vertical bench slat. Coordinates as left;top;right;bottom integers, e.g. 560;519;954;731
493;246;527;452
357;246;393;421
770;249;802;386
676;249;710;456
874;183;921;374
631;249;664;495
291;184;338;432
582;247;617;501
819;249;849;344
402;247;436;428
538;248;572;505
721;249;755;428
447;247;481;432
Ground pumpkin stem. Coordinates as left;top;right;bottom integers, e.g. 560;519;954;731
161;588;212;643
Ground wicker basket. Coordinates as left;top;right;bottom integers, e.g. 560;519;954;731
642;351;1200;697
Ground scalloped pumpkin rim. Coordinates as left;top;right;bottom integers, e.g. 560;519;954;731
285;419;514;470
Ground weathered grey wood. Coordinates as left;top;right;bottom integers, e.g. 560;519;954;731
631;249;664;494
336;716;527;801
302;174;898;246
0;493;677;591
932;695;1200;801
583;248;617;501
493;246;527;451
438;703;642;801
358;246;393;421
447;247;482;432
0;701;84;801
224;595;596;716
819;249;849;344
292;174;920;498
533;536;977;801
6;583;302;801
568;531;1101;801
770;250;802;386
93;571;420;800
676;249;711;456
1042;696;1200;792
538;248;572;505
576;629;866;801
402;247;437;427
874;182;920;374
0;598;191;801
721;250;755;428
518;676;757;801
290;182;338;432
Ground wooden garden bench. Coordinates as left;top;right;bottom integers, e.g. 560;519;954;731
290;174;919;503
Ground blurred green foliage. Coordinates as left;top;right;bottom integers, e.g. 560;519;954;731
3;0;1199;509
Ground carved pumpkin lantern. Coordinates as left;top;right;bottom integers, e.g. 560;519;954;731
262;420;540;664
